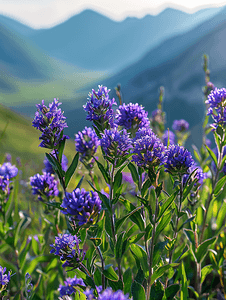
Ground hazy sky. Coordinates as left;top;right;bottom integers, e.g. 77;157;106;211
0;0;226;29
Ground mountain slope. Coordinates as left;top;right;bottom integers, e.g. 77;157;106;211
25;7;222;71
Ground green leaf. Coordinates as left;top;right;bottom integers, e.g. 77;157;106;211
145;223;153;242
178;215;196;231
90;238;102;247
58;136;66;162
155;212;171;240
115;231;125;259
113;171;122;195
214;175;226;195
75;176;84;190
23;255;52;276
94;268;102;287
201;265;213;284
123;268;132;296
128;162;139;185
115;206;142;233
216;200;226;231
150;280;164;300
141;178;152;197
130;244;149;278
155;182;163;198
19;238;32;270
108;279;123;291
103;266;119;281
151;263;179;285
131;281;145;300
158;189;178;221
94;158;110;184
196;237;216;263
65;152;79;187
119;197;145;231
216;126;224;139
164;284;180;300
46;153;64;178
180;262;188;299
205;145;218;168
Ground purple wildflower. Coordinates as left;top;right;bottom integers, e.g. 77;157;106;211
115;103;150;131
183;164;207;187
58;276;85;297
134;127;153;140
0;162;18;179
50;233;84;268
164;144;194;176
206;87;226;129
101;128;132;159
29;172;59;201
0;176;10;196
61;188;102;226
83;85;117;129
75;127;100;163
172;120;189;132
32;99;69;149
162;130;176;146
132;131;165;168
4;153;11;163
206;138;211;148
98;288;129;300
0;266;11;292
43;152;68;174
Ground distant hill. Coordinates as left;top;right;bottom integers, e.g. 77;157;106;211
0;20;106;106
6;7;221;72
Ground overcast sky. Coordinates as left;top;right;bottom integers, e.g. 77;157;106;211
0;0;226;29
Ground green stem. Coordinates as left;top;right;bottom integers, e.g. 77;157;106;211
96;246;105;290
146;193;158;300
166;176;183;287
199;134;224;243
109;163;122;281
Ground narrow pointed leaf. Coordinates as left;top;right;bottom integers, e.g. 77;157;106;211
65;152;79;187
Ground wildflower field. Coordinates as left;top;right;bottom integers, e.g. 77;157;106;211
1;56;226;300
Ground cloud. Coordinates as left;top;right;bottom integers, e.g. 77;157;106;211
0;0;226;29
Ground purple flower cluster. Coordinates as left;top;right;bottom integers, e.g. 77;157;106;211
25;273;33;297
50;233;83;268
75;127;100;162
101;128;132;159
206;87;226;128
162;130;176;146
83;85;116;128
172;119;189;132
32;99;68;149
43;152;68;174
61;188;102;226
99;288;129;300
0;266;11;292
115;103;150;131
164;144;194;176
29;172;59;201
58;276;85;297
0;162;18;179
0;162;18;196
132;130;165;168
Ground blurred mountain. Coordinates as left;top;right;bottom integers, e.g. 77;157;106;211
1;7;221;72
92;6;226;147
